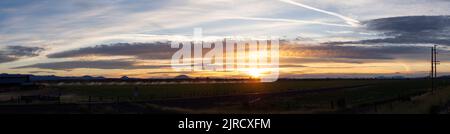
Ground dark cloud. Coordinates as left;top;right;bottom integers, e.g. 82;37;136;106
14;60;170;70
281;42;431;60
147;71;195;75
279;64;307;68
47;42;177;59
28;71;56;74
0;46;44;63
281;57;366;64
306;66;382;69
6;46;44;57
325;16;450;45
0;54;17;63
367;16;450;33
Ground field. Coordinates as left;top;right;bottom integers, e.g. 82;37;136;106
1;79;450;114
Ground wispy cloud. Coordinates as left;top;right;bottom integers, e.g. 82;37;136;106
278;0;361;27
232;16;352;27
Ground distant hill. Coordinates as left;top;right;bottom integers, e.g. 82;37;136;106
174;75;190;80
439;75;450;79
375;75;406;79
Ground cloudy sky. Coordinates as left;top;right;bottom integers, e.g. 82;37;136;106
1;0;450;78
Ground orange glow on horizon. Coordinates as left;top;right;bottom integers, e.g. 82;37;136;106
247;68;263;78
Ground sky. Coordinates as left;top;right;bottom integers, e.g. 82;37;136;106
1;0;450;78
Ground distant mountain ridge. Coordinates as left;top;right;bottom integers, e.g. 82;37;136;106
0;73;105;81
0;73;194;82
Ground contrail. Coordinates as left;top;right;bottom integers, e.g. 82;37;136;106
279;0;361;27
234;16;352;27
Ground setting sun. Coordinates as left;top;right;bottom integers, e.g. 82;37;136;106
247;68;263;78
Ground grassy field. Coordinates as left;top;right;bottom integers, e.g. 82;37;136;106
233;79;434;113
2;79;450;114
51;79;374;99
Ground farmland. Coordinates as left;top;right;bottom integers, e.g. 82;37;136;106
1;79;450;114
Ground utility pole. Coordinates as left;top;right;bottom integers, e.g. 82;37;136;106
434;45;438;78
431;45;439;92
431;46;434;92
